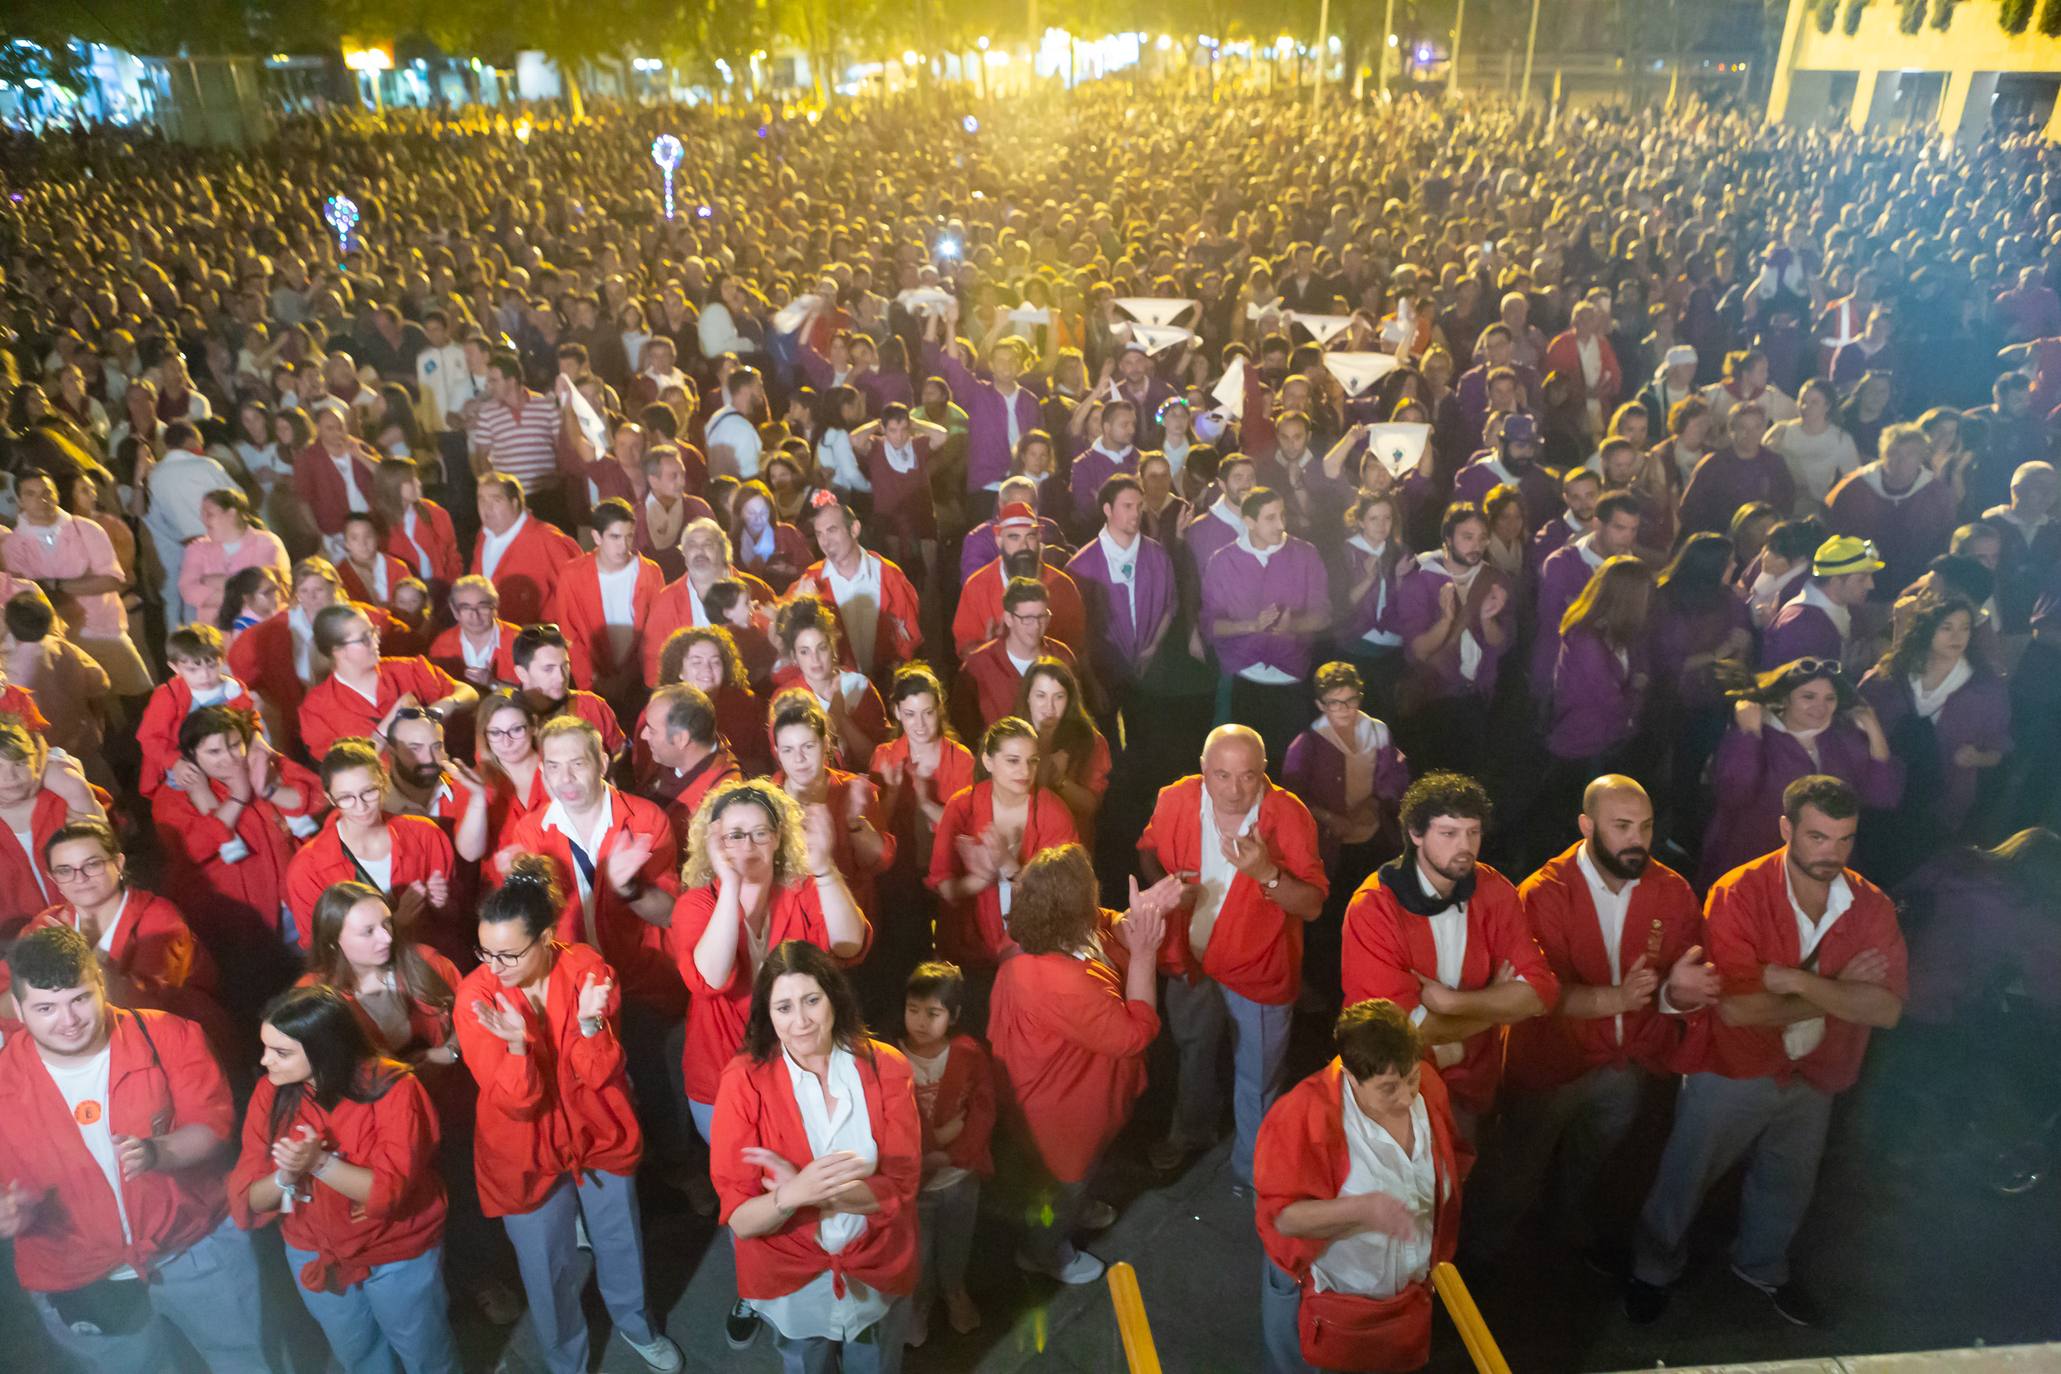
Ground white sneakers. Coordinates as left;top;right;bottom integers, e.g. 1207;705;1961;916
1015;1246;1107;1285
625;1331;684;1372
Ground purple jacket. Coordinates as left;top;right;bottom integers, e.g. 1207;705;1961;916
796;345;913;418
1899;859;2061;1023
1531;538;1606;695
1698;720;1905;888
929;346;1045;492
1281;722;1411;864
1858;665;2012;835
1530;511;1586;573
1338;537;1410;644
1548;627;1646;760
1678;447;1797;537
1068;442;1140;518
1760;596;1844;669
958;515;1064;584
1200;537;1329;680
1653;593;1753;711
1183;501;1244;584
1066;532;1176;686
1452;456;1560;530
1393;554;1517;701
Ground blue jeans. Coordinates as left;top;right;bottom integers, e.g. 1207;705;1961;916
913;1174;980;1311
1165;973;1294;1185
689;1096;716;1144
30;1213;268;1374
770;1296;910;1374
283;1242;460;1374
1634;1072;1834;1288
501;1170;658;1374
1260;1259;1321;1374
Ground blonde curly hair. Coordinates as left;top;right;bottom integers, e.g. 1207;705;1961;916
682;778;811;889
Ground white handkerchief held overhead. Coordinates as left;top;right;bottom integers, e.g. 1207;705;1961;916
1127;323;1195;357
1006;304;1052;326
1295;314;1356;348
1115;297;1199;328
1246;296;1285;321
771;294;821;335
1324;352;1400;398
1366;422;1432;477
895;286;954;315
1212;356;1248;420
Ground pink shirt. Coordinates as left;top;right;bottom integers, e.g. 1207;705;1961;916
178;529;291;628
1;514;127;638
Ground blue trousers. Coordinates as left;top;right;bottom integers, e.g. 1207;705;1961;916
1259;1259;1323;1374
770;1297;910;1374
1634;1071;1834;1288
31;1213;268;1374
501;1169;658;1374
1165;973;1294;1185
283;1242;460;1374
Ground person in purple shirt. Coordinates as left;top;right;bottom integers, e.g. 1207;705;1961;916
1392;502;1515;777
1856;595;2011;882
959;473;1065;584
1530;467;1601;573
1065;398;1140;531
1182;453;1258;597
1111;340;1178;449
1533;491;1645;702
926;302;1044;520
1282;660;1411;882
1455;324;1542;448
1337;490;1415;716
1066;474;1176;697
1760;535;1881;669
1678;402;1797;537
795;314;911;417
1697;657;1901;889
1549;555;1653;765
1651;532;1757;853
1453;412;1558;532
1274;412;1357;552
1200;486;1331;771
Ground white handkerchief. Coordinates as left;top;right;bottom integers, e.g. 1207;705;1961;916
772;294;820;335
1366;422;1431;477
1128;323;1194;356
1116;297;1199;328
1324;352;1400;398
1212;356;1248;420
1246;296;1285;321
1007;304;1052;325
1380;297;1416;346
1295;314;1355;348
564;379;610;454
896;287;954;315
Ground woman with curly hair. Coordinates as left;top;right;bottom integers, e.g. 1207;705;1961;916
651;623;769;777
770;597;887;766
671;779;870;1142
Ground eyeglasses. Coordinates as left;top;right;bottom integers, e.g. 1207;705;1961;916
334;635;377;651
474;936;541;968
452;601;495;616
719;827;777;847
484;723;530;743
1319;693;1363;709
50;856;114;883
1008;609;1052;625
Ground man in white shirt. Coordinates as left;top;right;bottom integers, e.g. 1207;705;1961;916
143;422;235;625
704;366;767;481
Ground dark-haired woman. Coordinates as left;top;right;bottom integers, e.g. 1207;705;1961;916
1858;596;2011;881
868;666;975;1017
988;844;1180;1285
1649;533;1753;844
230;985;460;1374
712;941;923;1371
771;598;888;767
454;857;683;1374
1017;657;1111;836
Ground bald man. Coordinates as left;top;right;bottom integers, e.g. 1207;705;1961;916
1137;726;1327;1188
1466;776;1719;1265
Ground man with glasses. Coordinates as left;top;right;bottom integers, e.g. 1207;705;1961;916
428;574;519;689
958;577;1082;735
953;501;1087;658
0;926;267;1374
514;623;628;760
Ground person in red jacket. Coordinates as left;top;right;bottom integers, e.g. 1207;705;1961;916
229;558;395;757
1341;772;1559;1138
0;721;108;918
1136;725;1328;1188
546;497;666;703
771;688;894;921
298;604;477;759
988;843;1182;1285
800;496;925;680
953;502;1089;658
898;960;994;1345
713;940;921;1362
427;575;521;690
1627;775;1906;1328
1255;999;1471;1374
457;858;684;1374
0;927;267;1372
136;623;265;799
635;682;741;847
471;473;582;627
1469;777;1720;1263
231;984;460;1372
771;597;890;769
375;455;463;588
337;512;412;611
957;577;1082;737
295;407;381;553
512;622;629;759
284;738;459;949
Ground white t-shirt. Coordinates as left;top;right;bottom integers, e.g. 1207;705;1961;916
823;554;883;674
13;826;47;902
479;513;529;583
596;559;641;666
1766;420;1860;506
47;1043;139;1278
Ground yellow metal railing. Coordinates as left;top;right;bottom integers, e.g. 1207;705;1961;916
1106;1261;1165;1374
1106;1257;1513;1374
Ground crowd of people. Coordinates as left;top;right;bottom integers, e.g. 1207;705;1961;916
0;73;2058;1374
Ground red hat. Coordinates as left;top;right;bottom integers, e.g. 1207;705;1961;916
994;501;1038;531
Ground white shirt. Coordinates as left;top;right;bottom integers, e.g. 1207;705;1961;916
822;553;883;674
1575;843;1639;1046
357;851;394;896
817;429;869;493
1190;788;1259;958
997;383;1026;451
540;791;618;947
460;628;500;674
479;512;529;583
12;826;47;902
1097;526;1141;629
596;559;641;665
1782;865;1854;1061
1309;1082;1435;1299
752;1047;893;1343
331;452;370;513
906;1046;971;1194
47;1043;139;1278
1412;860;1471;1068
415;343;471;428
144;450;236;551
706;407;763;479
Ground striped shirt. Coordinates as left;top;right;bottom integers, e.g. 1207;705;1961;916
469;389;562;492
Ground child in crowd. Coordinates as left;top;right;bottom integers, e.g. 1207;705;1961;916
135;622;264;797
900;960;994;1346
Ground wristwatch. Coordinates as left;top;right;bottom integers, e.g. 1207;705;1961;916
1262;869;1283;891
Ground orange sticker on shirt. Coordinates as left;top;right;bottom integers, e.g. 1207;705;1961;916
74;1101;102;1126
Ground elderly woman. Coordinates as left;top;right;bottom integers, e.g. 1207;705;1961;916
1699;658;1902;888
712;940;922;1371
988;844;1180;1285
179;487;292;630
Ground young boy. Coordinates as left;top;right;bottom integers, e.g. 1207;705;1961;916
902;960;994;1347
136;623;263;797
1;591;110;782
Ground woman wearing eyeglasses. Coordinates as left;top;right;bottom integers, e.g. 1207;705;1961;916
297;604;477;760
475;688;549;840
1698;657;1903;888
673;780;870;1145
455;857;683;1374
232;984;461;1374
285;739;458;951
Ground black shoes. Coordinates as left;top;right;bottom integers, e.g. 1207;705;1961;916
1623;1277;1670;1325
725;1299;761;1348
